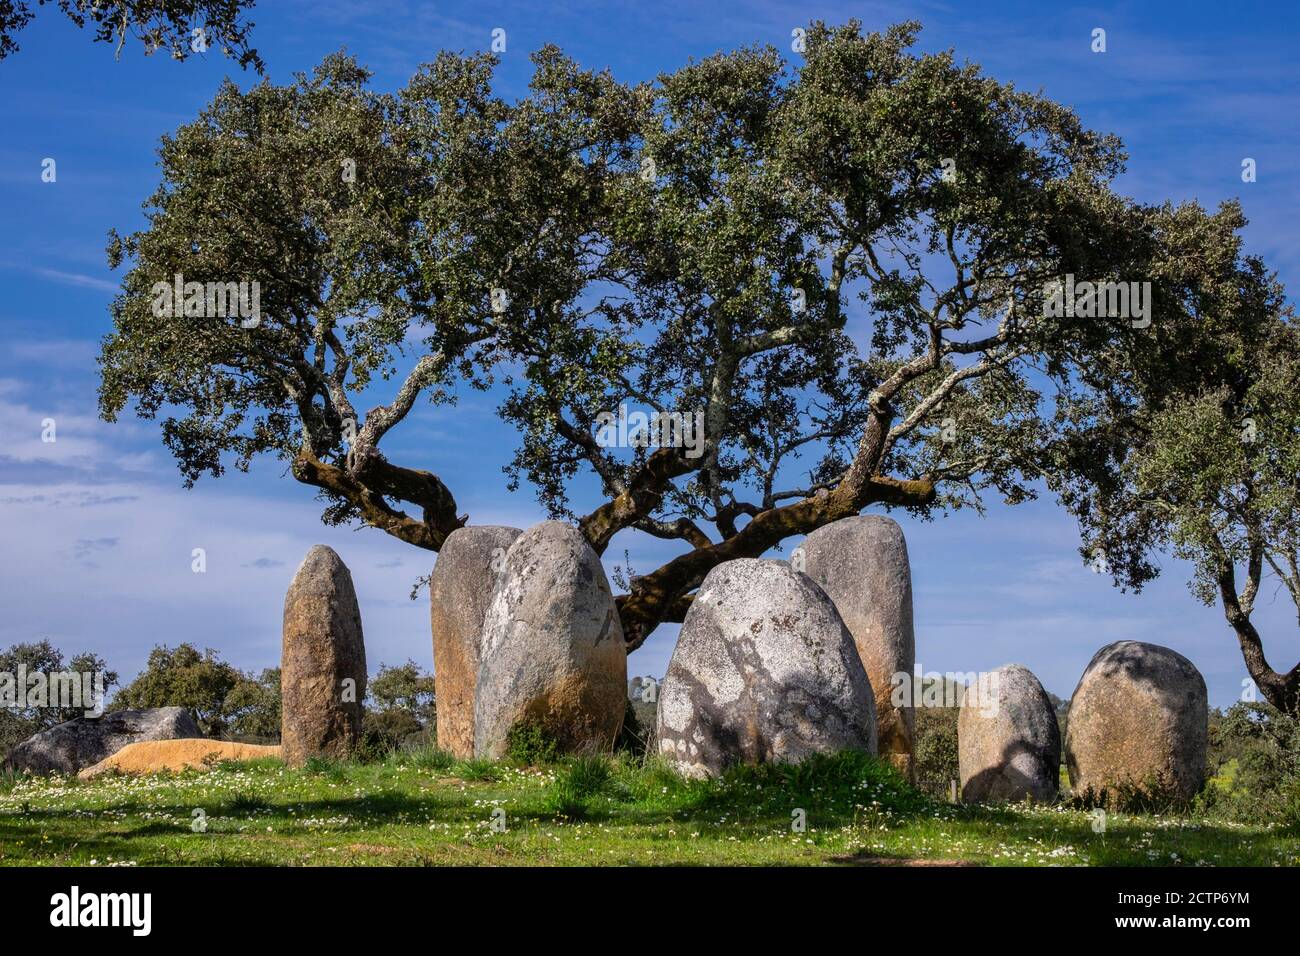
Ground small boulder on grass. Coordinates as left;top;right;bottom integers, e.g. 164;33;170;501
77;739;281;779
1065;640;1208;804
958;664;1060;803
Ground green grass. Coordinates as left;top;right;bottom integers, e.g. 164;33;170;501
543;755;616;820
448;757;500;782
0;751;1293;866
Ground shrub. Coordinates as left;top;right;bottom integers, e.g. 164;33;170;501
620;755;688;803
544;778;590;820
449;757;499;781
1067;771;1192;814
505;721;561;765
912;705;959;798
359;707;423;760
303;755;349;779
544;755;614;820
404;743;456;772
1197;702;1300;824
227;791;272;813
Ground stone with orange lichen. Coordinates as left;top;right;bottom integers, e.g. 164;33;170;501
77;739;281;778
430;525;522;758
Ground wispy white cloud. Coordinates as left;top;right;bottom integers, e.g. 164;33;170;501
4;338;99;370
0;390;155;474
2;264;118;293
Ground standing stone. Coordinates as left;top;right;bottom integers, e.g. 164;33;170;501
656;559;877;779
958;664;1061;803
474;521;627;759
1065;641;1208;803
281;545;367;766
430;526;523;758
798;515;915;778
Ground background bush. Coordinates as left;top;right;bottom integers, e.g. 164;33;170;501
110;643;278;739
0;639;118;755
1199;702;1300;826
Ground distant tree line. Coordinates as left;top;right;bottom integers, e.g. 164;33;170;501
0;640;117;757
0;639;434;759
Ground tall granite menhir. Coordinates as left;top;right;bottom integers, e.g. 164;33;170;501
281;545;367;766
474;522;627;759
799;515;916;778
429;525;523;759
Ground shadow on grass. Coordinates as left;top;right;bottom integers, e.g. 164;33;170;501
2;750;1288;866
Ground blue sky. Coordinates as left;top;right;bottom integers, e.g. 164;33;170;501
1;0;1297;707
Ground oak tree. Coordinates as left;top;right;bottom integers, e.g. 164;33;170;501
1050;200;1300;713
99;21;1235;653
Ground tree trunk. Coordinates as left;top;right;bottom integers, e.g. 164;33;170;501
1217;565;1300;715
1225;616;1300;715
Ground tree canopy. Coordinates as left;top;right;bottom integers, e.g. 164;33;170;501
0;0;260;68
0;640;117;755
1048;200;1300;711
111;643;278;736
99;21;1299;705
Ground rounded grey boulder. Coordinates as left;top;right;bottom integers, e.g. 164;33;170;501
1065;641;1208;803
958;664;1061;803
797;515;915;777
474;521;627;759
430;525;523;758
656;559;877;778
281;545;368;766
3;707;201;776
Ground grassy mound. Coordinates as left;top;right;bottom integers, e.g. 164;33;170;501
0;748;1293;866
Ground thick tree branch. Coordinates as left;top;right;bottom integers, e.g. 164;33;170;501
291;446;466;551
579;447;700;554
357;352;445;451
618;398;936;649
